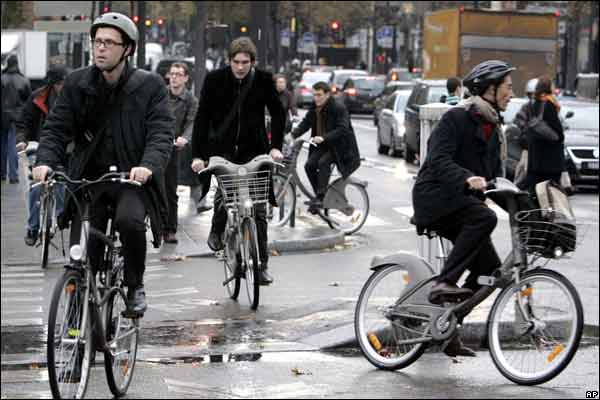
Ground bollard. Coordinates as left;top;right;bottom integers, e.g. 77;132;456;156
417;102;453;273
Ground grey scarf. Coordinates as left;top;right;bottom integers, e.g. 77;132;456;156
460;96;500;124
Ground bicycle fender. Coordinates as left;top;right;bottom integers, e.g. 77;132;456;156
370;251;436;283
323;177;368;209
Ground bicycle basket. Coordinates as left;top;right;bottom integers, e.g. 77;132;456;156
515;208;578;258
216;170;271;209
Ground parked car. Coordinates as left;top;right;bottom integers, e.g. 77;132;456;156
340;75;385;115
329;69;368;95
504;98;599;188
294;71;331;108
403;80;448;163
374;80;416;126
376;90;412;157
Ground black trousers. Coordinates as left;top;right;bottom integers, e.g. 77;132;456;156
430;204;501;293
305;146;335;199
70;186;147;288
163;148;179;233
211;188;269;264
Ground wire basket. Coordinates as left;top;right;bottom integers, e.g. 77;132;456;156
515;208;582;259
216;170;271;210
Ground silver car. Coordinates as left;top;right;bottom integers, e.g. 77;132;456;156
376;90;412;157
294;71;331;108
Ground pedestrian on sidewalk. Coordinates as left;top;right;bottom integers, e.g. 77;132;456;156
15;64;69;246
443;77;462;106
1;55;31;183
162;62;200;244
274;74;298;134
191;37;286;286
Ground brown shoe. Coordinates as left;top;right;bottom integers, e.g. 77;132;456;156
428;281;473;305
163;232;178;244
443;333;477;357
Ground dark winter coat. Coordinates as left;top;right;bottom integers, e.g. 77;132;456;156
35;63;175;247
291;96;361;179
1;66;31;132
168;89;200;187
192;66;286;202
526;99;564;175
192;66;286;163
16;85;57;144
412;105;502;227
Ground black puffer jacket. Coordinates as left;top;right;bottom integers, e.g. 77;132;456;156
35;64;175;247
1;65;31;131
412;104;502;227
291;96;361;179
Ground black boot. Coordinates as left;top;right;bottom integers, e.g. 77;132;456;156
443;333;477;357
207;230;224;251
126;285;147;317
428;281;473;305
258;263;273;286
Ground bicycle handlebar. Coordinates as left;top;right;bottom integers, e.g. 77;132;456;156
31;169;142;189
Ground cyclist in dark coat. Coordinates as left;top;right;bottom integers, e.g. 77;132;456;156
34;13;174;315
191;37;285;286
412;60;515;357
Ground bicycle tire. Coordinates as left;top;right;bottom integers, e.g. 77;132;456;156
323;181;370;235
104;287;139;397
40;194;52;269
223;257;241;300
487;269;583;385
47;269;93;399
268;173;296;227
355;264;429;370
241;218;260;310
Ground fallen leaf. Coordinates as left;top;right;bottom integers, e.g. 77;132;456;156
160;254;187;262
270;249;281;256
291;367;312;376
329;282;340;287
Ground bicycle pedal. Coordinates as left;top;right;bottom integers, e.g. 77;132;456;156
477;276;496;286
121;309;143;319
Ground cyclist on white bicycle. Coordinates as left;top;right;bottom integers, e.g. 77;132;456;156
290;81;361;213
33;12;174;316
191;37;286;286
412;60;514;356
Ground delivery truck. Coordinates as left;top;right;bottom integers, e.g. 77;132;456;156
423;8;559;97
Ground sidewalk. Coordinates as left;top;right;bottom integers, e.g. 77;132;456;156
0;177;345;267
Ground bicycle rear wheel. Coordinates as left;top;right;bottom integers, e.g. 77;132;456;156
104;287;139;397
47;269;93;399
323;181;369;235
355;264;430;370
241;218;260;310
268;173;295;227
487;269;583;385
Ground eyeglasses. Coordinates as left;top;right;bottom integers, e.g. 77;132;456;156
91;38;125;49
169;72;186;78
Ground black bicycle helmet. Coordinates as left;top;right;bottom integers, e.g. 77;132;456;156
462;60;516;96
90;12;138;55
46;64;69;85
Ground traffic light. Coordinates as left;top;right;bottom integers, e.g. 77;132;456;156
157;18;165;26
330;20;342;43
145;19;152;27
330;20;340;31
240;25;248;34
132;15;140;23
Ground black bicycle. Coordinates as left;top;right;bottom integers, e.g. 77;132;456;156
355;178;584;385
45;170;141;399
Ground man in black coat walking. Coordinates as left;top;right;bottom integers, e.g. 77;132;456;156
191;37;285;285
291;81;361;212
412;60;515;357
33;13;174;316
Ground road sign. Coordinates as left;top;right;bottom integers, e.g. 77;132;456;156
302;32;315;44
281;29;290;47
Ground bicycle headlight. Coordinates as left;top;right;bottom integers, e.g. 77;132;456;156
244;198;253;209
238;167;248;176
70;245;83;261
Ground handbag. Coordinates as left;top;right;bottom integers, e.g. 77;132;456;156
526;102;560;142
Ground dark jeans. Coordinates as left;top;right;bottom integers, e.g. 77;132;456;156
1;124;19;181
211;188;269;264
163;148;178;233
305;146;334;199
431;204;501;293
69;186;147;288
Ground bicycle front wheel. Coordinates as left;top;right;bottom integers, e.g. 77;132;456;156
241;218;260;310
355;264;430;370
487;269;583;385
47;269;93;399
323;181;369;235
104;287;139;397
268;173;296;227
40;194;53;269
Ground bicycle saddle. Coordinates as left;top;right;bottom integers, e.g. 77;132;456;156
409;216;438;239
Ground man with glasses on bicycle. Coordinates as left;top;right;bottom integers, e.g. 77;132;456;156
412;60;514;357
33;12;174;316
290;81;360;213
191;37;285;285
